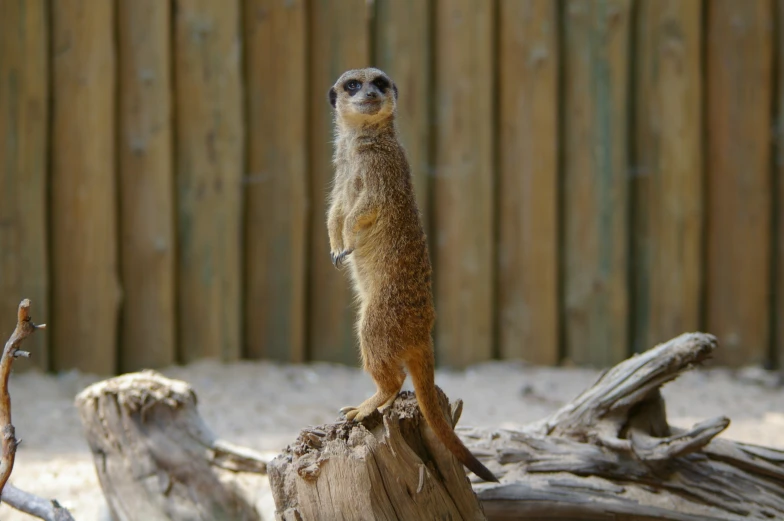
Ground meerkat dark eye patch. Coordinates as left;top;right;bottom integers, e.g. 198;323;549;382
372;76;390;93
344;79;362;96
328;87;337;108
392;83;398;100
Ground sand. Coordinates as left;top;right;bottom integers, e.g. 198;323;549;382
0;359;781;520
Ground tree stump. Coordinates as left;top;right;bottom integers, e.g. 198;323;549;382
75;370;268;521
268;388;488;521
457;332;784;521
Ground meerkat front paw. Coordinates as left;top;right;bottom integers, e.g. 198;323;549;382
331;248;354;268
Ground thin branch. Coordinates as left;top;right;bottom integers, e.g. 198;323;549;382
209;439;268;473
0;299;45;494
0;300;76;519
1;484;75;521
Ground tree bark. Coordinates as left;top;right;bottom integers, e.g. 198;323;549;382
268;388;488;521
75;370;267;521
458;332;784;521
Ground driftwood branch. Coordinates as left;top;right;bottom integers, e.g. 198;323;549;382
75;370;268;521
269;332;784;520
455;332;784;520
1;483;75;521
0;299;43;494
269;388;488;521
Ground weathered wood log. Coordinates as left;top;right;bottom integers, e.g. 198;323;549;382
75;370;267;521
458;332;784;521
268;388;488;521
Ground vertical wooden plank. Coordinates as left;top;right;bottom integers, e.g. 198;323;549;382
632;0;703;353
374;0;432;229
307;0;370;364
174;0;244;363
563;0;631;367
243;0;307;362
0;0;49;371
433;0;494;367
778;0;784;370
117;0;175;372
497;0;559;365
706;0;772;367
52;0;118;374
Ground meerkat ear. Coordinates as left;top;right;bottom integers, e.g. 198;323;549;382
392;83;398;100
328;87;337;108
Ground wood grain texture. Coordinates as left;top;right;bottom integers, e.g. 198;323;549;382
374;0;432;230
117;0;175;372
0;0;49;371
563;0;632;367
269;390;488;520
776;0;784;371
706;0;772;366
307;0;370;364
243;0;307;363
466;333;784;520
76;372;264;521
632;0;703;353
497;0;559;365
51;0;119;374
174;0;244;364
432;0;494;368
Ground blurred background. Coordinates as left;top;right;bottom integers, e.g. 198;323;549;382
0;0;780;376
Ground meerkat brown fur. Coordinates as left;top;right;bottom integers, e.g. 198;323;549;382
325;67;498;483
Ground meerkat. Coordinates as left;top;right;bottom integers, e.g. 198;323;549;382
325;67;498;483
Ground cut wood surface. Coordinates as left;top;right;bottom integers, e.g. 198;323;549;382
497;0;559;365
0;0;49;372
374;0;432;230
457;332;784;520
51;0;119;374
563;0;632;367
117;0;176;372
269;389;488;521
174;0;244;364
75;370;268;521
706;0;773;366
307;0;370;364
632;0;703;353
433;0;494;368
243;0;307;363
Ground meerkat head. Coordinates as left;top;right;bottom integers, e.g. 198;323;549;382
328;68;398;125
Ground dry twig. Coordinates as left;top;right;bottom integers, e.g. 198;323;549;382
0;299;76;520
0;299;44;494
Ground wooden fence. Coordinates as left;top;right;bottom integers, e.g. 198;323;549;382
0;0;781;375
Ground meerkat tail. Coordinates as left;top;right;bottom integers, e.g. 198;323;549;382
406;348;499;483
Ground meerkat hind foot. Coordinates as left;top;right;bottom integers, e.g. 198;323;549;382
379;392;398;411
340;391;398;422
339;404;373;422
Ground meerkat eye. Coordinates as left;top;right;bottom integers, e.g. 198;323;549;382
344;80;362;93
372;77;390;92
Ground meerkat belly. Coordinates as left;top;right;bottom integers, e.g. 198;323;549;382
353;235;434;342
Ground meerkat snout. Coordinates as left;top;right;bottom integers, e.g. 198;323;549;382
328;67;399;120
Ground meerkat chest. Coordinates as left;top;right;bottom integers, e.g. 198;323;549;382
335;158;368;202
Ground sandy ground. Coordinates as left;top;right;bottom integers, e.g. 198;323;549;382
0;358;781;520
